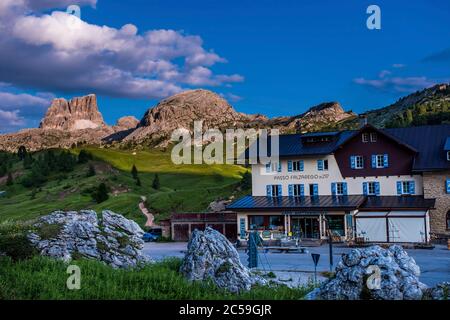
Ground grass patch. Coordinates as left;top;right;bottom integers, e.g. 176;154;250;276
0;256;310;300
0;147;249;225
36;223;63;240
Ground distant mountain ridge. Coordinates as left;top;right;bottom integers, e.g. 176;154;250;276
0;84;449;152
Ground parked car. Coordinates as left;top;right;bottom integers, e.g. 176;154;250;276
142;232;161;242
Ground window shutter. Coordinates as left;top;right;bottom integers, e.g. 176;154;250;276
313;184;319;196
383;154;389;168
278;162;282;172
375;182;380;196
288;184;293;197
277;184;282;197
287;160;293;172
331;183;336;196
317;160;323;171
300;160;304;171
266;185;271;197
409;181;415;195
350;156;356;169
265;163;271;173
371;155;376;168
447;179;450;194
343;182;348;196
300;184;305;196
396;182;402;195
363;182;368;195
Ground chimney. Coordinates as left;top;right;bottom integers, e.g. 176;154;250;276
359;114;368;128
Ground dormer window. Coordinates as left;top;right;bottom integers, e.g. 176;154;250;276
362;133;369;143
370;132;377;142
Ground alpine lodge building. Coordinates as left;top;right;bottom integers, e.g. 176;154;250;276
227;124;450;244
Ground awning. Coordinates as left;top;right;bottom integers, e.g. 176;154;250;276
227;195;366;212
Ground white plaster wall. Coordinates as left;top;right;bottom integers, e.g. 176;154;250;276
251;155;423;196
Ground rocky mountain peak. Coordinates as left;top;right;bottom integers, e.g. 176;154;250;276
125;89;252;146
39;94;105;131
114;116;139;130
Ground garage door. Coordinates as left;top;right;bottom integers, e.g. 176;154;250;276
355;212;387;242
388;211;428;243
355;211;429;243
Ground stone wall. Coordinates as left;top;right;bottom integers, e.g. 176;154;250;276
423;171;450;236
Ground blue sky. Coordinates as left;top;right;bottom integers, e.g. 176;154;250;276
0;0;450;132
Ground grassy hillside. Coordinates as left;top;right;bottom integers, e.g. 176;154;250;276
0;148;248;225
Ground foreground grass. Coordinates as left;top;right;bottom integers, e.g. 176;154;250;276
0;256;309;300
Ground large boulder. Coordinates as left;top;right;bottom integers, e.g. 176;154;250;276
180;227;266;293
27;210;149;268
306;245;426;300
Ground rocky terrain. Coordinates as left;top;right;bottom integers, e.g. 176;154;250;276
27;210;149;268
306;245;449;300
1;83;448;152
180;227;266;293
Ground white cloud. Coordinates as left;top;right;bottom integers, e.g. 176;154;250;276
354;76;438;93
0;109;26;132
0;0;243;100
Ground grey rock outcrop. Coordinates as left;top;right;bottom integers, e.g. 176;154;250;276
39;94;106;131
28;210;149;268
306;245;425;300
180;227;266;293
423;282;450;300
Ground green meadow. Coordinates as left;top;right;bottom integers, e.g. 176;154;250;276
0;147;249;225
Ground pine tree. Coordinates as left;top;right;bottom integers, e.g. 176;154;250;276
131;165;138;180
87;164;96;177
152;174;160;190
6;172;13;186
17;146;27;161
240;171;252;190
78;149;92;164
92;183;109;203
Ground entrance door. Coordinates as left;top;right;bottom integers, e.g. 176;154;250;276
291;217;320;239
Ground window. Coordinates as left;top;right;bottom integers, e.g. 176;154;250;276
376;155;384;168
292;160;304;172
350;155;364;169
402;181;411;194
269;216;284;231
367;182;376;195
370;132;377;142
332;182;347;196
447;211;450;230
309;184;318;196
291;184;304;196
336;183;344;195
397;181;415;195
447;151;450;161
248;215;284;231
355;156;363;169
372;154;388;168
317;159;328;171
362;133;369;143
363;181;380;196
266;184;282;197
265;161;281;173
446;179;450;194
249;216;265;230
